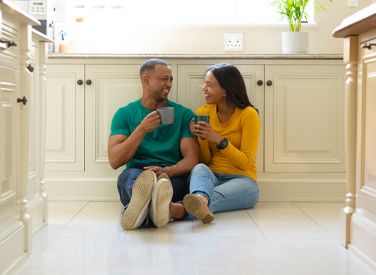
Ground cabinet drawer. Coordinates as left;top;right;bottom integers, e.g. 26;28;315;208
0;14;20;70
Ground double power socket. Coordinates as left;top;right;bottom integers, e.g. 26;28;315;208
224;33;243;52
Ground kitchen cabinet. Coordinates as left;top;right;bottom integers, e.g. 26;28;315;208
25;30;53;237
333;3;376;270
45;57;346;202
0;1;50;274
264;65;345;173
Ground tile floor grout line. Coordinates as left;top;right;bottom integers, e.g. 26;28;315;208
246;208;293;275
290;202;339;241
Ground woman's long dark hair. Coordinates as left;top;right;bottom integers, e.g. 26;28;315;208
206;63;258;114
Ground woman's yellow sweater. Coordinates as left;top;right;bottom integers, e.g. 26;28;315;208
195;104;260;181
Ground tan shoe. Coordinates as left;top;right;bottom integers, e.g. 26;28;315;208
157;173;170;181
183;194;214;223
149;178;173;228
121;170;156;230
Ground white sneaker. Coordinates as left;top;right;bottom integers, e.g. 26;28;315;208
149;178;173;228
120;170;156;230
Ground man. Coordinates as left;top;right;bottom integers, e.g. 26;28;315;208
108;59;199;230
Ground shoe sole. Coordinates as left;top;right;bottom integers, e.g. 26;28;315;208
150;178;173;228
183;194;214;223
121;171;156;230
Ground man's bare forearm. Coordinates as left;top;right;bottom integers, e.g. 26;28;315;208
163;154;199;178
162;137;199;177
108;126;147;169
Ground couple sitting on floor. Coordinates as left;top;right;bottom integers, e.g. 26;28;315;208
108;58;260;230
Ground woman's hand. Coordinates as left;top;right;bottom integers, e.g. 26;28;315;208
194;121;223;145
190;118;206;140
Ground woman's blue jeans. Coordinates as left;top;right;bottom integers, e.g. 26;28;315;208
184;163;259;220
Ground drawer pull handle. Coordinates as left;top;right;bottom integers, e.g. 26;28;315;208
266;80;273;86
77;79;83;85
86;79;92;85
257;80;263;86
362;43;376;50
17;96;27;105
27;64;34;73
0;39;18;48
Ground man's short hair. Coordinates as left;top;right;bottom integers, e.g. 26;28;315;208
139;59;169;79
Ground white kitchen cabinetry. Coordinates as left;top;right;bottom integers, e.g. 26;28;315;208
264;65;346;173
25;30;53;237
45;57;346;202
0;1;50;274
45;64;143;200
333;3;376;270
44;65;85;172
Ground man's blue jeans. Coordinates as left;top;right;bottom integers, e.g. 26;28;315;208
184;163;259;220
117;164;188;228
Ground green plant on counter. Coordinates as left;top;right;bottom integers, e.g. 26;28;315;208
270;0;333;32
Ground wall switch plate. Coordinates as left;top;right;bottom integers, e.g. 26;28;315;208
224;33;243;52
348;0;359;7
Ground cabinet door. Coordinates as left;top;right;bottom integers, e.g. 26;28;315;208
358;54;376;215
177;64;265;172
265;65;346;172
45;65;84;171
26;40;39;202
0;66;21;238
84;65;143;173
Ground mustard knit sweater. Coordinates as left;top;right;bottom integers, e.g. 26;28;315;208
195;104;260;180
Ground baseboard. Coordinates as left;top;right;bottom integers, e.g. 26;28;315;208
0;222;27;275
348;213;376;272
45;175;347;202
26;196;48;236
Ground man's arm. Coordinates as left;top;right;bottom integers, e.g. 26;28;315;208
144;137;199;177
108;111;161;170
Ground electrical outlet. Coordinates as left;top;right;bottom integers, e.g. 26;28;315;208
348;0;358;7
224;33;243;52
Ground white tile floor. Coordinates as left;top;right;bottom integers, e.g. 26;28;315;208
12;201;376;275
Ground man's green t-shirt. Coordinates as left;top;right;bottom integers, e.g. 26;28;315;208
110;99;196;169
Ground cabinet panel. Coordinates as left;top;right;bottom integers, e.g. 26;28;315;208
358;56;376;215
177;64;265;172
85;65;142;173
45;65;84;171
0;14;20;70
27;47;38;198
265;65;346;172
0;67;20;233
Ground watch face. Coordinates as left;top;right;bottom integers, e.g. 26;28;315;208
218;138;228;149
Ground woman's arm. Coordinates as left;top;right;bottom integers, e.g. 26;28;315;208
220;110;260;170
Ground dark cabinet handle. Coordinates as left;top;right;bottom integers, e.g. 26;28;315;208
27;64;34;73
86;79;92;85
257;80;263;86
266;80;273;86
362;43;376;50
77;79;83;85
0;39;18;48
17;96;27;105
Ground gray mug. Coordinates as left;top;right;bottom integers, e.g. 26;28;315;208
157;107;174;125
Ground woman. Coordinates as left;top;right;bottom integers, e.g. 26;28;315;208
169;63;260;223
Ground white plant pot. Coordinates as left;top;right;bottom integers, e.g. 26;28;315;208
282;32;309;54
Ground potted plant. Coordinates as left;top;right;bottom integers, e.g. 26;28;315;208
270;0;333;54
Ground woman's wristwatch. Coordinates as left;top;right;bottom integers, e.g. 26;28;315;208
217;138;228;150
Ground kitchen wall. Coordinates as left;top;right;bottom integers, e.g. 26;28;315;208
60;0;373;54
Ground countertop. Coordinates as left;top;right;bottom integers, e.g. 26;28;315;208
48;53;343;60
